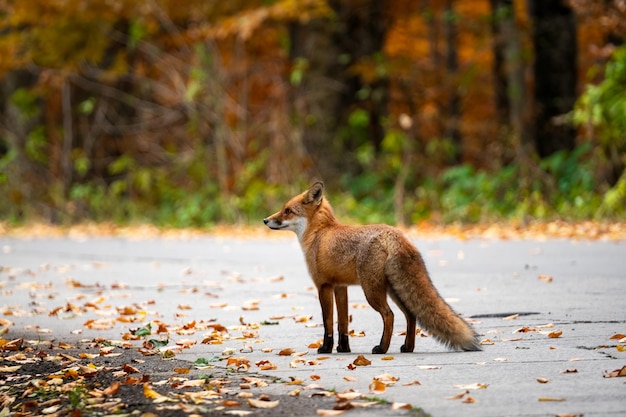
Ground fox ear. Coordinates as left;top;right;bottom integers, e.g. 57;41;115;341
304;181;324;205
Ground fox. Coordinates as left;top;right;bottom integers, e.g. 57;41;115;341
263;181;480;354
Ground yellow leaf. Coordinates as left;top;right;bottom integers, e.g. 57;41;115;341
368;379;386;394
538;397;566;402
0;365;21;372
381;355;394;361
548;330;563;338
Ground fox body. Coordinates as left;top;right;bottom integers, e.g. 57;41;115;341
264;182;480;354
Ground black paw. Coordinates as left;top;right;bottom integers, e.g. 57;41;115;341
400;344;414;353
317;345;333;354
337;334;351;353
371;345;386;354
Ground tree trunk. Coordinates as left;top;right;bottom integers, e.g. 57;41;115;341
444;0;461;164
288;0;390;183
530;0;577;157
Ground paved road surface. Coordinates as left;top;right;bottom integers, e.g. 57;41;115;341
1;235;625;416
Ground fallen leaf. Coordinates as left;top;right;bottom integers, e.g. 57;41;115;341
538;274;553;283
247;398;280;409
616;345;626;352
123;364;140;373
343;376;357;382
278;348;295;356
391;402;412;410
462;396;477;403
561;368;578;374
335;392;363;401
352;355;371;366
547;330;563;338
368;379;386;394
453;383;487;390
536;377;550;383
381;355;394;361
609;333;626;340
446;390;469;400
503;313;520;320
316;410;344;416
0;365;21;372
538;397;566;402
402;380;421;386
603;365;626;378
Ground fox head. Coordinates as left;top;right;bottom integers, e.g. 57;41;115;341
263;181;325;241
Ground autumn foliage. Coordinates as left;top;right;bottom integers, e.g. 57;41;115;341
0;0;624;226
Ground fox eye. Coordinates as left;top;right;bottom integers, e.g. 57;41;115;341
284;208;291;215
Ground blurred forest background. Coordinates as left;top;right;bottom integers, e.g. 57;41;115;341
1;0;625;227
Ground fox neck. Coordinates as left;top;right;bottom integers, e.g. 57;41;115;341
301;199;340;243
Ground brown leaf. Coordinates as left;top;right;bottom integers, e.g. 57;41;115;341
123;364;140;373
609;333;626;340
278;348;295;356
352;355;371;366
548;330;563;338
536;377;550;383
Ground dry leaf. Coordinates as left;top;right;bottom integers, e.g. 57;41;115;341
462;396;477;403
335;392;363;401
446;390;469;400
247;398;280;409
278;348;295;356
536;377;550;383
343;376;357;382
453;383;487;390
402;380;421;386
538;397;566;402
561;368;578;374
391;402;412;410
609;333;626;340
381;355;394;361
503;313;520;320
538;274;553;283
603;365;626;378
548;330;563;338
352;355;371;366
316;410;344;416
368;379;386;394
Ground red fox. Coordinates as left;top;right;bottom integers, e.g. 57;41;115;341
264;182;480;354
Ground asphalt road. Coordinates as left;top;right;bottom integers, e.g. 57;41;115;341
1;234;625;416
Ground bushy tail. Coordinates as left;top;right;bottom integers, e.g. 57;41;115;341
389;255;481;351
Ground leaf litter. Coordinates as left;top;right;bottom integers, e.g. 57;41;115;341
0;258;417;417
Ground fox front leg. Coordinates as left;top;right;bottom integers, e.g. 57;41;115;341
334;286;351;352
317;284;334;354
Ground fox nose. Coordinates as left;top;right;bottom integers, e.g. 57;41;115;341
263;218;269;225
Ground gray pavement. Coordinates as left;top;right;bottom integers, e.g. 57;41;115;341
1;234;625;416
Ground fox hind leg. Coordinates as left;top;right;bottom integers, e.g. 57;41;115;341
389;291;416;352
360;275;394;354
